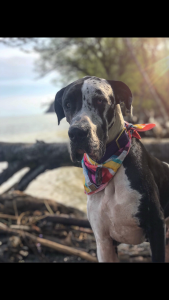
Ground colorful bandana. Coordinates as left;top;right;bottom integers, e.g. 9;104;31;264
81;122;155;195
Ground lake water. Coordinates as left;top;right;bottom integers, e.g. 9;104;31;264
0;114;87;212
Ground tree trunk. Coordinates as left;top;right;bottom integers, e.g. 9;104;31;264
0;141;80;191
1;139;169;193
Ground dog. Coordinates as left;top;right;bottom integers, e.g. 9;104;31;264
54;76;169;262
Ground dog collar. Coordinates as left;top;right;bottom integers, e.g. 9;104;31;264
81;122;155;195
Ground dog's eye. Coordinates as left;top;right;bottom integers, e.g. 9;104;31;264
66;102;71;108
97;99;103;104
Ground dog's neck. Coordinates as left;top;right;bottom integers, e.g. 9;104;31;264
107;104;124;144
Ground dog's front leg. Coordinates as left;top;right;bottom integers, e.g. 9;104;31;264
95;237;119;262
87;196;119;262
147;218;165;263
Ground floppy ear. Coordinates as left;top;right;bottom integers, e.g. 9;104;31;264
54;87;66;125
107;80;133;115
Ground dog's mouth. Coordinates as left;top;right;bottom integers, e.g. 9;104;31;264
76;149;85;155
69;133;106;163
71;145;104;163
75;149;85;162
70;147;85;162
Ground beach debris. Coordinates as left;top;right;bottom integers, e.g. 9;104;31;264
0;191;155;263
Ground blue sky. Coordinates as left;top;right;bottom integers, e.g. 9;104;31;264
0;42;62;117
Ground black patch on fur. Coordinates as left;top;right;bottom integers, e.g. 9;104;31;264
123;138;166;262
109;95;114;103
107;80;132;112
146;155;169;217
106;106;115;125
92;94;106;117
95;89;104;96
99;118;107;142
62;79;85;121
55;77;94;124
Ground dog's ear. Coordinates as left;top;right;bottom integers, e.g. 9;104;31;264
107;80;133;115
54;87;66;125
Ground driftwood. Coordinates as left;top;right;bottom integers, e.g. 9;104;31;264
0;141;77;191
0;226;97;263
142;138;169;163
0;191;154;262
0;211;91;229
1;138;169;262
0;191;86;218
1;139;169;193
36;215;91;228
0;191;97;262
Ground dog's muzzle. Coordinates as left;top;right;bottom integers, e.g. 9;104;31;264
68;126;89;143
68;126;91;162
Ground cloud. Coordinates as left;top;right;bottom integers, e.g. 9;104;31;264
0;43;62;116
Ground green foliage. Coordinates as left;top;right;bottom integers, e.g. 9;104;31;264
1;37;169;117
34;37;169;116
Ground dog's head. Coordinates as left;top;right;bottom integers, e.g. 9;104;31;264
54;76;132;163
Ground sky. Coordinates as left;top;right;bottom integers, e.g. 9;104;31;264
0;41;62;117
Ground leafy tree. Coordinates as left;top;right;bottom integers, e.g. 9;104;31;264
1;37;169;118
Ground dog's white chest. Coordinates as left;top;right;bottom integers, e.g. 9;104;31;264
87;165;145;245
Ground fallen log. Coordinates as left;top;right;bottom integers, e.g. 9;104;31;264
0;141;75;189
1;139;169;193
0;141;71;165
142;138;169;163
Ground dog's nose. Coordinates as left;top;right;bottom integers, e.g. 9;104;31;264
68;127;88;142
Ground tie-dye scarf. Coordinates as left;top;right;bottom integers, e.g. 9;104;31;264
81;122;155;195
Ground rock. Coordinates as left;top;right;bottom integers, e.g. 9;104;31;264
19;250;29;257
129;256;145;262
118;254;130;262
8;236;21;248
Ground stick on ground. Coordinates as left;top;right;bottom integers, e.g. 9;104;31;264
0;226;98;263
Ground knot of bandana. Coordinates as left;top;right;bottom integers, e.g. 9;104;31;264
81;122;155;195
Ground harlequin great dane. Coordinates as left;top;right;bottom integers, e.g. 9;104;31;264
54;76;169;263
